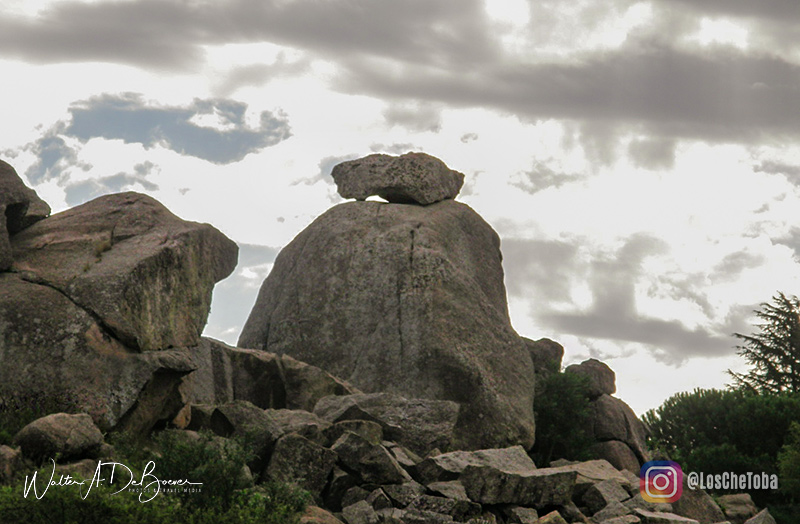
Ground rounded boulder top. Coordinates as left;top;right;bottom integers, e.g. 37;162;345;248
331;152;465;205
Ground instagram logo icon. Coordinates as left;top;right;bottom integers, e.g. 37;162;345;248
640;460;683;503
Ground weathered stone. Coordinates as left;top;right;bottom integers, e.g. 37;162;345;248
592;395;650;464
331;152;464;205
384;442;423;469
0;273;196;432
238;199;536;450
365;488;393;511
538;510;569;524
633;509;699;523
565;359;616;398
11;192;237;351
209;401;283;471
341;500;379;524
406;494;481;521
561;501;590;523
265;433;337;499
593;501;634;522
314;393;459;456
598;517;642;524
184;404;216;431
324;420;384;447
324;467;360;512
226;345;285;408
301;506;346;524
624;494;673;514
400;507;456;524
427;480;470;501
582;478;631;514
743;509;776;524
502;506;539;524
524;337;564;375
267;409;330;445
15;413;103;463
716;494;758;524
459;463;576;507
0;445;23;483
670;485;726;524
0;160;50;270
53;458;99;481
381;480;426;507
592;440;642;473
341;486;371;509
281;354;360;411
414;446;536;485
331;431;410;485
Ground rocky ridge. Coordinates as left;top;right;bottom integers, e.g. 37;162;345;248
0;156;776;524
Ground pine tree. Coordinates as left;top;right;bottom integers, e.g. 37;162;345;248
728;292;800;394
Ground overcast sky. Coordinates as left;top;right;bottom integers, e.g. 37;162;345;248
3;0;800;415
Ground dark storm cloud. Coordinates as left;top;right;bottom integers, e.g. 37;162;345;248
339;43;800;143
0;0;495;70
628;138;677;170
662;0;799;23
65;94;291;164
214;54;312;97
755;161;800;178
64;162;159;207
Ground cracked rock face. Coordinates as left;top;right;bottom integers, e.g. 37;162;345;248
331;152;465;205
238;199;535;450
0;160;50;270
11;192;238;351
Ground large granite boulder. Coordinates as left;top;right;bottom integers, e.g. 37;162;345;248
0;160;50;270
14;413;103;463
11;192;238;351
565;358;616;398
238;198;535;450
331;152;464;205
0;272;195;431
592;394;650;464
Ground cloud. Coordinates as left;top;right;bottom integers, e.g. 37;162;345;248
65;94;291;164
383;102;442;133
213;53;312;97
22;125;88;183
64;162;160;207
628;137;677;170
512;162;586;195
530;234;733;362
460;133;478;143
501;238;581;301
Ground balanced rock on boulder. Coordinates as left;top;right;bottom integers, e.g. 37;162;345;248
331;152;464;205
239;153;535;450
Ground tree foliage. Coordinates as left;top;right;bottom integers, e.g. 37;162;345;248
729;292;800;394
532;371;595;466
643;388;800;479
778;421;800;500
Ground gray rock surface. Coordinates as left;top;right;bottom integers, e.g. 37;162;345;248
671;485;726;524
633;509;700;523
14;413;103;463
592;394;650;464
11;192;237;351
314;393;459;456
743;509;776;524
331;152;464;205
0;160;50;270
414;446;537;485
459;463;576;507
566;358;616;398
331;431;410;485
239;199;535;450
716;494;758;524
0;273;196;431
592;440;643;473
582;478;631;514
265;433;337;498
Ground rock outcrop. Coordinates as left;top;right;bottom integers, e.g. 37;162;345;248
331;152;464;205
239;153;535;450
11;192;238;351
0;160;50;270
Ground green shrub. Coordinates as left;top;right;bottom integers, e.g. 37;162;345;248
532;371;594;466
0;430;310;524
0;390;78;446
778;421;800;500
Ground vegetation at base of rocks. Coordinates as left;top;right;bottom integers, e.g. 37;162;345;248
0;429;310;524
729;292;800;394
0;390;78;446
531;371;595;466
778;421;800;500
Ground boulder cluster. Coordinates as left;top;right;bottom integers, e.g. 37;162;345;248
0;155;777;524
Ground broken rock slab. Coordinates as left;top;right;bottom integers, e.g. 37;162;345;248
0;160;50;270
